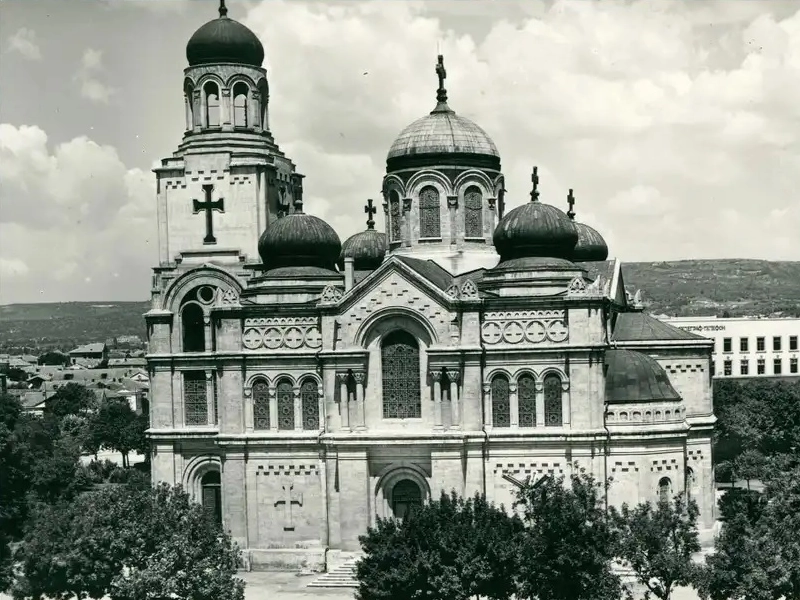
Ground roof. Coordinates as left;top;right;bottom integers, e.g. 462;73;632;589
395;256;455;291
604;349;682;403
69;343;106;355
186;9;264;67
612;312;705;342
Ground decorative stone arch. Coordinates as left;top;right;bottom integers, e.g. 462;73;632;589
453;169;494;192
244;372;274;390
297;372;323;387
485;366;513;382
182;455;222;500
537;366;570;387
197;75;225;128
163;265;243;312
512;367;538;383
224;73;257;90
373;462;431;520
381;174;407;199
356;306;438;349
405;169;454;197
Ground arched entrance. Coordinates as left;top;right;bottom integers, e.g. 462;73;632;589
201;471;222;526
391;479;422;519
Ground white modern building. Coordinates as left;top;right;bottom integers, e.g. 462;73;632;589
660;317;800;378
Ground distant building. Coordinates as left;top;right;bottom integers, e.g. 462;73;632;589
660;316;800;379
69;343;108;368
0;356;9;395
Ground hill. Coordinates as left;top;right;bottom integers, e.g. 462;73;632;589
1;259;799;352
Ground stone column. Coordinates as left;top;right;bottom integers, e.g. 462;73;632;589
268;386;278;432
535;381;545;427
337;372;350;431
221;88;232;127
353;371;367;430
563;384;571;426
509;383;519;428
205;370;215;426
402;198;412;247
184;95;192;131
204;313;213;353
293;386;302;431
449;371;461;429
431;370;443;430
193;89;202;130
250;89;260;131
447;195;459;246
483;382;492;428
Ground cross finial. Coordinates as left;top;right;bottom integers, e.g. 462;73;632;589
567;189;576;220
219;0;228;17
436;54;447;104
365;199;377;230
530;166;540;202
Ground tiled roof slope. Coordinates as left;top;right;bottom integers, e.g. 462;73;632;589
612;312;705;342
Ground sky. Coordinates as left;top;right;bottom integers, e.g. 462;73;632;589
1;0;800;304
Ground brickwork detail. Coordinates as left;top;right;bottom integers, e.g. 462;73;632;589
256;464;320;477
242;317;322;350
611;461;640;474
650;458;679;472
494;461;565;477
481;310;568;345
665;363;706;374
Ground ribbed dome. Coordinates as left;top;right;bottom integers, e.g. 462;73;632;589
339;229;388;271
388;109;499;160
572;221;608;262
258;213;341;271
604;349;682;404
186;4;264;67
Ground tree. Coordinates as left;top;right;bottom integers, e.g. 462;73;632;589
513;471;623;600
45;383;97;420
88;398;143;467
0;393;29;591
13;483;245;600
610;494;701;600
37;352;70;367
356;492;524;600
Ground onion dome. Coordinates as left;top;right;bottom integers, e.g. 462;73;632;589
186;1;264;67
387;55;500;170
258;208;341;272
565;189;608;262
492;167;579;262
604;349;682;403
338;199;388;271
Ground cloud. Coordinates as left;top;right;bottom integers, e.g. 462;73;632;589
7;27;41;60
0;124;155;303
74;48;115;104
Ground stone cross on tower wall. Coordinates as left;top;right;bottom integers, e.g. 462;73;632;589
192;184;225;244
274;482;303;531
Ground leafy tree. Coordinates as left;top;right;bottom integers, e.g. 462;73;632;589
610;493;701;600
0;393;29;590
716;487;766;525
513;471;622;600
13;483;245;600
356;491;524;600
7;368;29;383
37;352;70;367
45;383;97;420
88;398;143;467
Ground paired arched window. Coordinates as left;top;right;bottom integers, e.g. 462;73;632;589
253;379;270;430
389;190;402;242
276;379;294;430
184;81;195;130
491;374;510;427
543;374;563;426
204;82;221;127
658;477;672;504
232;82;248;127
464;186;483;238
518;374;536;427
419;186;441;238
300;379;320;430
201;471;222;526
181;303;205;352
381;330;421;419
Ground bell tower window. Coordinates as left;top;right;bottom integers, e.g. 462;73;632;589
233;82;248;128
419;186;441;238
181;303;205;352
204;82;221;128
464;186;483;238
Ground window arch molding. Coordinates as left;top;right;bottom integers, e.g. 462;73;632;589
182;455;222;500
163;266;243;312
357;307;437;349
382;174;407;199
537;367;570;389
453;169;494;193
373;463;431;521
405;170;453;197
485;367;513;382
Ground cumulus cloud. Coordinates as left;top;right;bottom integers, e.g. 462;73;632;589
7;27;41;60
74;48;115;104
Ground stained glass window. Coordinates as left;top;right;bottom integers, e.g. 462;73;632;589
544;374;563;426
381;331;421;419
300;379;319;430
658;477;672;504
184;371;208;426
419;186;441;238
518;374;536;427
464;186;483;238
253;379;270;430
491;375;510;427
276;379;295;430
389;191;401;242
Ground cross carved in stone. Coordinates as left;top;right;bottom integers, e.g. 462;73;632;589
192;184;225;244
274;482;303;531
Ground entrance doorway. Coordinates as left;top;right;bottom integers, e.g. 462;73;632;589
392;479;422;519
201;471;222;526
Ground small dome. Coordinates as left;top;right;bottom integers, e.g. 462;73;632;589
186;4;264;67
339;229;388;271
258;213;341;271
604;349;682;404
572;222;608;262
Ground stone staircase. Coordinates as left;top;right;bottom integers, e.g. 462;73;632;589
307;552;361;588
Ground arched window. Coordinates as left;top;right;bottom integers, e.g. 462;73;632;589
184;371;208;426
253;379;270;430
381;330;421;419
464;185;483;238
201;471;222;526
658;477;672;504
258;80;269;130
686;467;696;500
419;186;441;238
204;81;220;127
276;379;294;430
389;190;401;242
392;479;423;520
184;81;194;131
518;374;536;427
232;82;248;127
300;379;319;430
181;303;205;352
491;374;510;427
543;374;563;426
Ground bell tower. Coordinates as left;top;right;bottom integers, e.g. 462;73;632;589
152;0;303;273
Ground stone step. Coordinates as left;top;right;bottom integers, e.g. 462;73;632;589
307;557;360;588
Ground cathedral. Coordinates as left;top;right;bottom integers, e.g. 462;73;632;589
146;2;716;571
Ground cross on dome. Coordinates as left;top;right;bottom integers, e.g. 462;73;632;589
219;0;228;18
567;189;576;220
364;199;377;230
530;166;540;203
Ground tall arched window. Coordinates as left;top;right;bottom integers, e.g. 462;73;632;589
658;477;672;504
201;471;222;526
518;374;536;427
232;82;248;127
204;81;220;127
543;374;563;426
276;379;294;430
464;185;483;238
181;303;205;352
389;190;401;242
300;379;319;430
252;379;270;430
183;371;207;426
419;186;441;238
491;374;510;427
381;330;421;419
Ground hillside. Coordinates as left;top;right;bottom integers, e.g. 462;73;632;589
1;259;799;352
